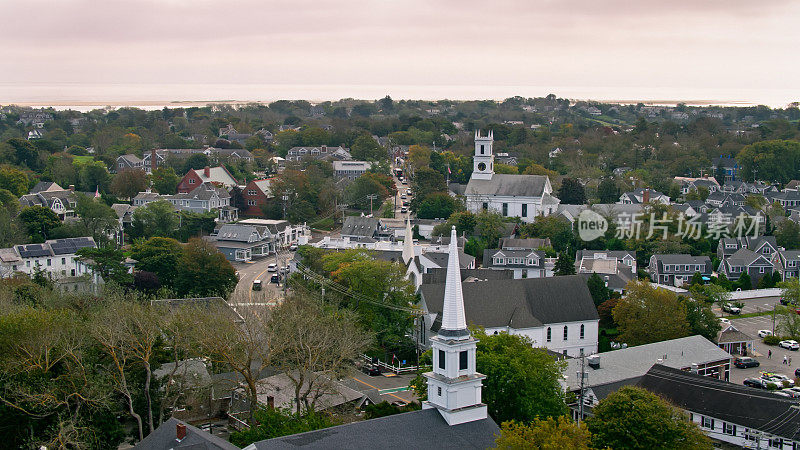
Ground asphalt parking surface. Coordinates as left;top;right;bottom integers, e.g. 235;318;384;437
728;314;799;385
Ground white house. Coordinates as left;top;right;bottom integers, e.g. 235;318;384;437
465;130;559;223
0;237;97;279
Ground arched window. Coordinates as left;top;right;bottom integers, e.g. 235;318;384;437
546;327;552;342
563;326;568;341
580;324;585;340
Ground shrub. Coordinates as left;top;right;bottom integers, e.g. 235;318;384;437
764;335;781;346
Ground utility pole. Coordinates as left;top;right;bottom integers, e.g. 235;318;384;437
282;195;289;220
577;349;587;425
367;194;378;216
337;204;348;226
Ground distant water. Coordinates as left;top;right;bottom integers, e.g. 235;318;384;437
0;83;797;111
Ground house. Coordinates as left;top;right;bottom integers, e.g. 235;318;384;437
19;184;78;219
0;237;97;280
27;129;44;140
115;154;145;172
716;236;777;260
136;417;239;450
285;145;351;162
177;166;238;193
495;153;518;166
236;219;307;248
168;183;237;222
637;364;800;449
721;180;749;194
241;179;274;216
419;274;599;358
111;203;136;246
482;238;554;279
648;254;712;286
464;130;560;223
206;223;274;262
674;177;720;195
575;250;637;293
773;250;800;281
617;188;670;205
711;156;739;181
333;160;373;180
341;216;390;242
765;190;800;210
705;191;746;207
719;248;774;286
716;324;755;355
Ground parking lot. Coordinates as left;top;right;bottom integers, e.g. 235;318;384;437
728;314;798;385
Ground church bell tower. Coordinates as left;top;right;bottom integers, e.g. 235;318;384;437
472;130;494;180
423;226;488;425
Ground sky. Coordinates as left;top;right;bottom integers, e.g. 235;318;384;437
1;0;799;103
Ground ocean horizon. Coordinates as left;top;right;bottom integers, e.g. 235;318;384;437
0;82;797;111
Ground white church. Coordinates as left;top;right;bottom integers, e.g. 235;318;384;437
464;130;559;222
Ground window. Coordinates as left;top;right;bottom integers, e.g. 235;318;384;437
546;327;551;342
480;144;484;154
26;261;30;268
723;422;736;436
459;351;468;370
685;265;690;271
482;202;488;210
701;416;714;429
437;386;442;397
744;429;756;441
247;200;256;206
522;204;527;217
61;258;65;264
502;203;508;216
47;259;51;266
769;438;783;449
580;324;585;340
563;326;568;341
760;267;766;273
189;179;195;184
248;190;256;196
495;258;504;265
438;350;445;370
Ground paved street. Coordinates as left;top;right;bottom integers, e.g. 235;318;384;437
343;372;418;405
728;314;799;385
230;249;295;306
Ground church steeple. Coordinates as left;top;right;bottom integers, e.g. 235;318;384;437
472;129;494;180
402;217;415;265
422;226;488;426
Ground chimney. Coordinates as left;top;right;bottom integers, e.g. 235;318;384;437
68;184;75;191
176;423;187;441
204;166;210;177
643;188;651;204
151;148;157;172
267;396;275;409
587;355;600;369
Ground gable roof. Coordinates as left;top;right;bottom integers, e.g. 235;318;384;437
638;364;800;442
135;417;238;450
191;166;238;186
248;408;499;450
420;275;598;331
341;216;380;238
465;174;549;198
30;181;62;193
725;248;771;267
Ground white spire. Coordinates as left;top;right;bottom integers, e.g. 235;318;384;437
402;217;414;264
440;225;468;338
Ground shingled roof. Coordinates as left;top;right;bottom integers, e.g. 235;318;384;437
465;174;548;197
420;275;598;330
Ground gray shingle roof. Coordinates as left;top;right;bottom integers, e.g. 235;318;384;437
420;275;598;331
341;216;380;238
134;417;238;450
465;174;548;197
249;408;499;450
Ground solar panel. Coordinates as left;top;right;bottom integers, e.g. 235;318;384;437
18;244;50;258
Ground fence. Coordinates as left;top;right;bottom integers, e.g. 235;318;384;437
362;354;421;374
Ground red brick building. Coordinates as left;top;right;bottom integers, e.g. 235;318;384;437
241;179;274;216
177;166;238;193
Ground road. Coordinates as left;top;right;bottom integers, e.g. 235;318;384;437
712;294;782;316
728;313;797;386
230;249;295;306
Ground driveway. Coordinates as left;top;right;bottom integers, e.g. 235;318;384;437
728;314;797;385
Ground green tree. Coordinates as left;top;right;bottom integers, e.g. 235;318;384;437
775;220;800;249
174;238;237;297
557;178;586;204
130;200;178;239
130;237;183;289
475;330;567;423
587;386;711;450
19;206;61;242
494;163;518;174
681;297;722;342
351;134;385;161
494;417;591;450
417;192;462;220
182;153;210;173
110;169;148;199
0;165;29;196
779;277;800;306
520;215;575;252
150;167;180;195
554;251;576;276
737;140;800;183
230;407;334;447
76;160;110;192
74;193;118;245
612;281;689;346
474;209;504;248
0;208;26;247
76;246;132;285
411;167;446;209
596;178;618;203
345;174;390;212
3;138;41;170
587;272;610;306
737;272;752;290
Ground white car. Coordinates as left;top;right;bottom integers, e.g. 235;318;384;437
719;318;731;325
779;340;800;350
768;374;796;387
267;263;277;272
758;330;773;338
289;244;298;252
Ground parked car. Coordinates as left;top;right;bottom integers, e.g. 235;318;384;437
744;377;765;389
765;373;795;387
734;357;760;368
782;387;800;398
722;303;741;314
758;330;773;338
361;363;381;376
719;318;731;325
400;207;408;213
289;244;298;251
400;194;407;199
780;340;800;350
252;279;262;291
270;274;280;284
267;263;277;272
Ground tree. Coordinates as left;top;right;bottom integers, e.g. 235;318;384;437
74;193;118;245
130;237;183;290
410;167;446;209
613;281;689;346
596;178;618;203
474;209;504;248
110;169;147;199
587;272;610;306
130;200;178;239
345;174;390;211
417;192;463;220
779;277;800;306
776;305;800;339
737;140;800;183
737;272;753;290
554;251;576;276
0;208;26;248
691;282;731;311
494;163;518;174
182;153;210;173
150;167;180;195
76;160;110;192
76;246;132;285
19;206;61;242
520;215;575;252
0;165;29;196
522;163;558;178
557;178;586;205
230;407;334;447
494;417;591;450
351;134;385;161
407;144;432;172
475;330;567;423
587;386;711;450
174;238;237;298
681;297;722;341
775;220;800;249
597;298;619;328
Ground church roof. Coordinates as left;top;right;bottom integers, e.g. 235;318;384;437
440;226;469;338
248;408;499;450
464;174;548;198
